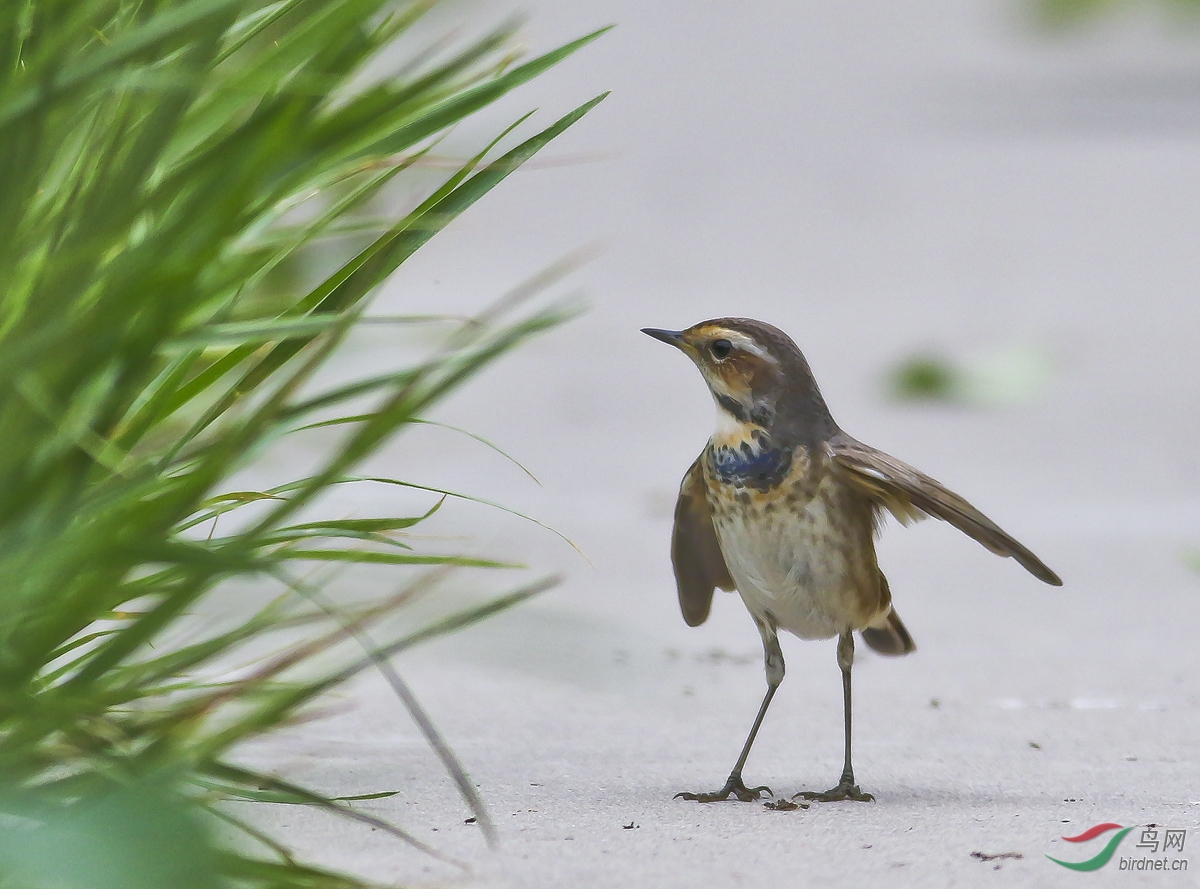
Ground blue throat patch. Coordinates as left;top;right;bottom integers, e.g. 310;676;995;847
709;442;791;491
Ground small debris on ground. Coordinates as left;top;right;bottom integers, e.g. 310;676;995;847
764;799;808;811
623;822;638;829
699;648;756;666
1029;741;1042;749
971;851;1024;862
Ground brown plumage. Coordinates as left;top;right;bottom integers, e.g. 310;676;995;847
828;433;1061;585
643;317;1061;805
672;453;734;627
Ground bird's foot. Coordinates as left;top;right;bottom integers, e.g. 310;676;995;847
675;774;772;803
793;781;874;803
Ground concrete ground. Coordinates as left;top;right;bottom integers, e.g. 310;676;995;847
233;0;1200;886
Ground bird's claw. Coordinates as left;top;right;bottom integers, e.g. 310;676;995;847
793;782;874;803
676;775;773;803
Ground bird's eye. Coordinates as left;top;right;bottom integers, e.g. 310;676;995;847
710;339;733;359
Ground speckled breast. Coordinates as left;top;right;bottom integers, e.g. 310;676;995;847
703;440;882;639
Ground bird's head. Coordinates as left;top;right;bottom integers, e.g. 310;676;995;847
642;317;834;443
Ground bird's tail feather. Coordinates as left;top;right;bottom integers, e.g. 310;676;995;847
861;608;916;656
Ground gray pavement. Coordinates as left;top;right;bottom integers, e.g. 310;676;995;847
232;1;1200;886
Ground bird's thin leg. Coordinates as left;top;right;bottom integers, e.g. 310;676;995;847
676;625;783;802
794;631;874;803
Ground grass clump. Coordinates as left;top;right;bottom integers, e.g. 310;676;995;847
0;1;605;885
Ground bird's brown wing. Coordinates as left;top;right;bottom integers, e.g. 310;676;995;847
828;433;1062;586
671;452;735;626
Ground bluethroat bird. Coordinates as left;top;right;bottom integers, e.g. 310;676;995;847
643;318;1061;805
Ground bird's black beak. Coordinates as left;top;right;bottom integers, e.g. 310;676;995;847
641;327;686;348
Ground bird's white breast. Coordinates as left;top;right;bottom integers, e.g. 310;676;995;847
711;473;866;641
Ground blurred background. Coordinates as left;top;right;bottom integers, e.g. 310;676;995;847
240;0;1200;884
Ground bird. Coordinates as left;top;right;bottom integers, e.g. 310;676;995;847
642;318;1061;805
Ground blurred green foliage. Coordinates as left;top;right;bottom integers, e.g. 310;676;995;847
889;354;960;402
0;0;604;886
0;776;220;889
886;345;1052;407
1031;0;1200;26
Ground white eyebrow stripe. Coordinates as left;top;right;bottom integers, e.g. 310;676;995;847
719;331;777;364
